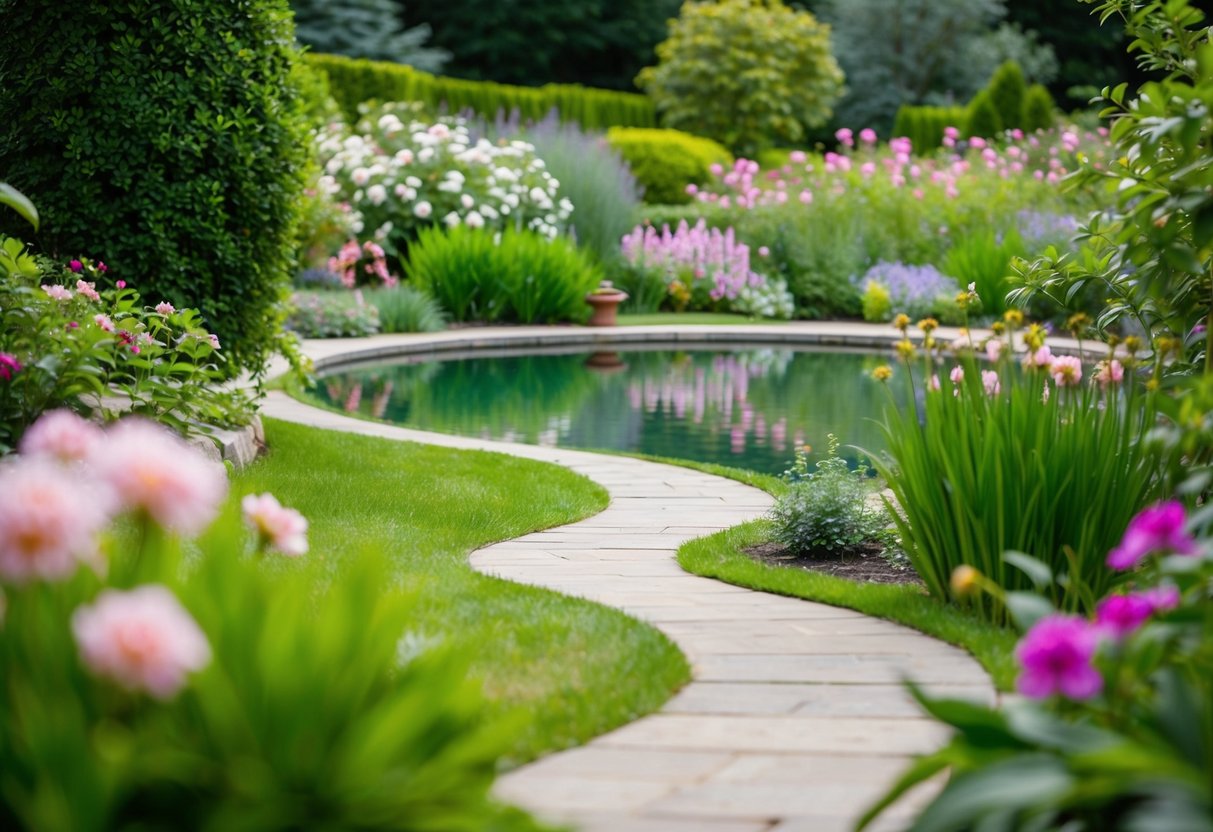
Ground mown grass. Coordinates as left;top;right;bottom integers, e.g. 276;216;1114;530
232;418;689;765
677;519;1019;689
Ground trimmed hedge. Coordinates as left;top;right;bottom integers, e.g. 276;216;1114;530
0;0;308;375
304;52;655;130
891;105;969;150
606;128;733;205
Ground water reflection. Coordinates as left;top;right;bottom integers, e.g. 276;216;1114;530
311;347;897;475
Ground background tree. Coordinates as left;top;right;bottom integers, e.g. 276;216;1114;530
403;0;681;90
636;0;844;157
290;0;449;73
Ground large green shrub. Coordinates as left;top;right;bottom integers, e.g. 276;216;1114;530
636;0;845;157
0;0;309;376
406;226;600;324
606;128;733;205
986;60;1028;130
965;90;1004;139
304;52;655;130
1022;83;1057;132
891;105;969;148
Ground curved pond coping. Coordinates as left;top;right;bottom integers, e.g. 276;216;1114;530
263;322;998;831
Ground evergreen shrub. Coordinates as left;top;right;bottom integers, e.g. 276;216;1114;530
0;0;309;375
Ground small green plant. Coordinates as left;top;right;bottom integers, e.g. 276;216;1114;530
861;281;893;322
941;229;1024;316
770;435;889;557
363;285;447;333
285;290;381;338
406;226;600;324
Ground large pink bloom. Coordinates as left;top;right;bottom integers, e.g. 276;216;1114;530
0;458;111;584
1049;355;1083;387
19;409;105;463
1107;501;1198;570
1016;614;1103;700
72;585;211;699
242;493;309;556
89;419;227;535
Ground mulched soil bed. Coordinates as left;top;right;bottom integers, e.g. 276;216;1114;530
743;541;925;587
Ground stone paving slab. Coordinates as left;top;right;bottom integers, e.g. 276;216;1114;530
265;329;998;832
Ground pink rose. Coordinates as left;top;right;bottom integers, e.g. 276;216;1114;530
242;493;309;556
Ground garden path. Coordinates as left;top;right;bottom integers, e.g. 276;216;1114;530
264;326;998;832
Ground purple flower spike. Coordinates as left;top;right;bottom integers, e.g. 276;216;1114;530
1016;614;1103;700
1107;501;1198;571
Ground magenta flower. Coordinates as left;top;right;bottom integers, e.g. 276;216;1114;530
242;493;309;556
0;458;112;584
1015;614;1103;700
98;262;108;273
1107;501;1199;570
72;585;211;699
89;419;228;536
0;353;21;381
1095;593;1155;641
859;128;877;145
69;259;83;273
19;409;105;464
115;279;126;289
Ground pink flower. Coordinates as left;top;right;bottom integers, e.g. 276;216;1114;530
1049;355;1082;387
72;585;211;699
0;353;21;381
242;493;309;556
969;136;987;149
115;280;126;289
207;333;220;350
985;339;1003;362
0;458;111;584
789;150;807;163
1107;501;1199;570
98;262;108;273
94;313;115;333
928;374;941;392
155;302;175;316
1094;588;1178;641
42;284;73;301
19;409;105;463
89;419;228;535
834;128;854;147
76;280;100;302
858;128;877;145
757;246;770;257
1093;359;1124;389
981;370;1001;396
949;366;965;384
1016;614;1103;700
69;259;83;273
1023;345;1053;368
943;126;960;140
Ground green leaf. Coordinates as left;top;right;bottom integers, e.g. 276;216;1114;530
1004;592;1056;632
1001;552;1054;591
0;183;39;229
909;755;1074;832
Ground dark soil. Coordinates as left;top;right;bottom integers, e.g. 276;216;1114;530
743;541;924;586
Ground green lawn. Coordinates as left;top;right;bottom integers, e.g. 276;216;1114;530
233;418;689;765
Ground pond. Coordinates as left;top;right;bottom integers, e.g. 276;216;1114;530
309;346;902;475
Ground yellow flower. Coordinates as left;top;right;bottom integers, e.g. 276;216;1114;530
895;339;916;359
892;313;911;333
917;317;939;334
991;321;1006;336
950;565;982;598
1123;335;1142;355
1066;312;1091;336
1024;323;1047;351
1003;309;1024;327
872;365;893;382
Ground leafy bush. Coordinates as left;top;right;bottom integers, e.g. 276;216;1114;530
0;0;309;375
1022;83;1057;132
986;60;1028;131
303;52;655;130
941;229;1024;316
858;262;959;320
363;285;447;333
606;128;733;206
0;248;248;454
406;226;600;324
770;436;889;556
891;105;969;150
314;103;570;253
965;90;1004;139
0;412;542;831
523;116;641;264
872;320;1163;624
636;0;844;156
861;281;893;322
286;290;380;338
862;502;1212;832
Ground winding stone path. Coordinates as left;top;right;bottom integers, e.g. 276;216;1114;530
266;326;997;832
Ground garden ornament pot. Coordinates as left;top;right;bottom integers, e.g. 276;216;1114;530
585;281;628;327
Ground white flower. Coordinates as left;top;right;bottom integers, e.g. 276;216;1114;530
350;219;364;234
465;210;485;228
394;183;408;198
405;176;422;189
413;201;433;219
480;205;499;220
448;143;466;155
559;198;574;213
342;135;364;151
378;113;403;131
445;170;465;184
324;157;343;175
437;180;462;193
317;175;338;195
499;203;510;215
367;184;387;206
460;194;475;210
418;148;435;163
427;123;451;139
505;193;520;208
548;177;560;189
443;211;461;228
351;168;371;186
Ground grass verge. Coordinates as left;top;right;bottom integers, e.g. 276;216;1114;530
677;519;1018;689
234;418;690;765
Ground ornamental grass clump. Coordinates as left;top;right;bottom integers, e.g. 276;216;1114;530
0;410;541;831
871;311;1163;623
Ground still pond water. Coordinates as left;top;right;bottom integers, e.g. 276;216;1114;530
310;347;901;475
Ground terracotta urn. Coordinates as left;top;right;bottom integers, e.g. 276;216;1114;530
585;281;629;327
